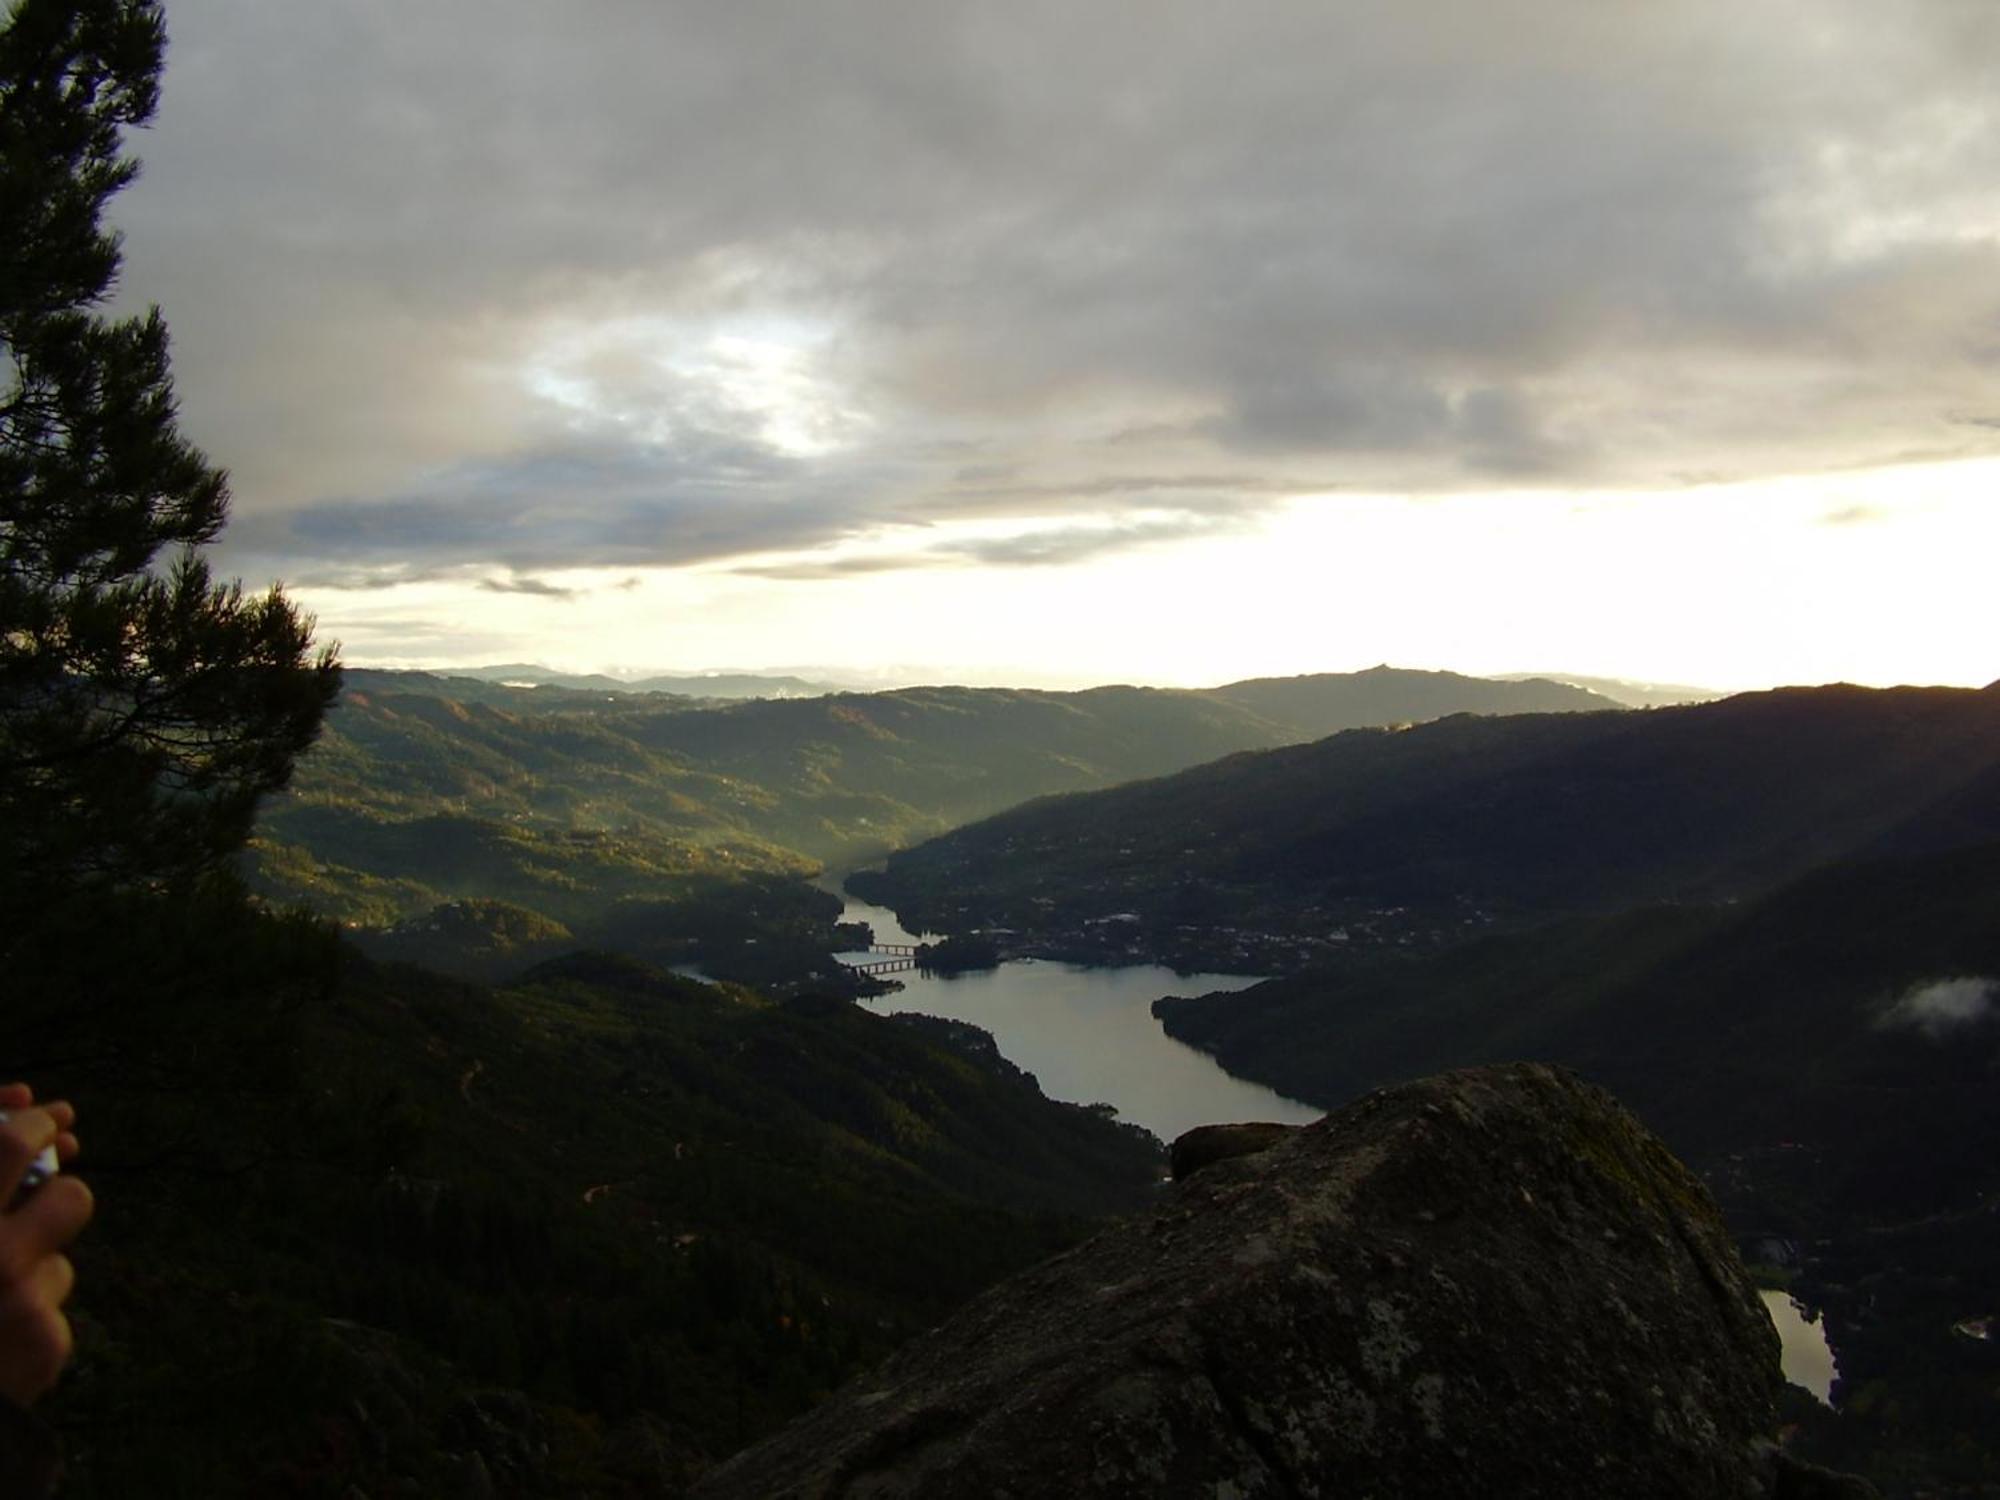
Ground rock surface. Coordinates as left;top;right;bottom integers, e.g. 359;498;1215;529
691;1064;1798;1499
1168;1121;1300;1182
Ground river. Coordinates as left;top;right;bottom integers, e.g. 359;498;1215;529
834;890;1322;1142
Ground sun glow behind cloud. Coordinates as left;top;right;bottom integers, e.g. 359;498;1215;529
119;1;2000;689
516;311;867;457
294;456;2000;692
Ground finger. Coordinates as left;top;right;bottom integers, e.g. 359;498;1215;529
0;1300;72;1409
0;1108;58;1200
40;1102;78;1165
29;1253;75;1312
0;1086;29;1110
0;1178;93;1274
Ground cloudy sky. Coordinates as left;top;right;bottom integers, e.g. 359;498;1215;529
110;0;2000;689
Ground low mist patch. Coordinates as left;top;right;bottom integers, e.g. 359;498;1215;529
1878;976;1997;1040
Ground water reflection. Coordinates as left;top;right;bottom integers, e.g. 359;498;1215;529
837;892;1322;1142
1760;1290;1837;1404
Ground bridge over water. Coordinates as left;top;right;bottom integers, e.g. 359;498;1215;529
840;941;921;976
844;956;916;975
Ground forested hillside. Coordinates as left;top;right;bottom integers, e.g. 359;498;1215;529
1157;838;2000;1211
858;684;2000;951
247;667;1620;966
13;896;1159;1495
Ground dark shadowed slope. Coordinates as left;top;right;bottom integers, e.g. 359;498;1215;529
858;685;2000;940
14;897;1160;1495
1156;838;2000;1215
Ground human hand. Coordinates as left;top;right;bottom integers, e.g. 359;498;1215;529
0;1085;92;1410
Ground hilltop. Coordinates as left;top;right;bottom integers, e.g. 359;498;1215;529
853;684;2000;966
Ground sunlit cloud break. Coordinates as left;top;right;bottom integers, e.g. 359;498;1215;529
110;0;2000;685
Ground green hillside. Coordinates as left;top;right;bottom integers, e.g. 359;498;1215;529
11;894;1160;1496
856;685;2000;951
249;668;1622;965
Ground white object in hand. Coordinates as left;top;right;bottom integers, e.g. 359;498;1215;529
0;1110;59;1196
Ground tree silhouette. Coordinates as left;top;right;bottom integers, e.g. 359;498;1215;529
1;0;339;921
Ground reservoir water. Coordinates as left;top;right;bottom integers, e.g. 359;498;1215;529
836;890;1847;1394
1760;1290;1838;1404
835;890;1322;1142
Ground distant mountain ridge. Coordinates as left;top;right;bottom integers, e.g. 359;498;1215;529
449;663;847;699
1208;663;1615;733
856;684;2000;943
1492;671;1721;708
382;661;1625;714
254;667;1625;929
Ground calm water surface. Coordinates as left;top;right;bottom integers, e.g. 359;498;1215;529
1760;1290;1837;1404
836;891;1322;1142
839;890;1841;1392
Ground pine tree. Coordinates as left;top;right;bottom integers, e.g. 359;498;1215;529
1;0;340;919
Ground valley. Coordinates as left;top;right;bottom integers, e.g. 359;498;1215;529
247;665;1623;981
12;7;1993;1492
17;666;1999;1495
856;684;2000;955
845;681;2000;1495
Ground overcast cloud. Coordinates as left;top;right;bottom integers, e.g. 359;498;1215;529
108;0;2000;588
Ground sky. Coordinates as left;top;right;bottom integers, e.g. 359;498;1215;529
107;0;2000;692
